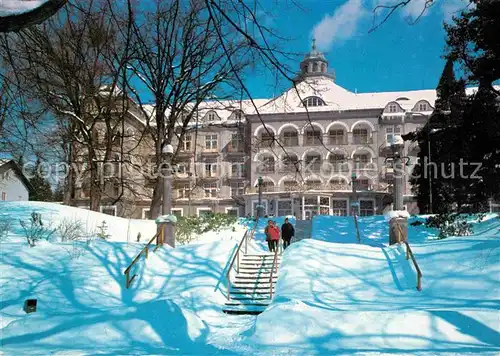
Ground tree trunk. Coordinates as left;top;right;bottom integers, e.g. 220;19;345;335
150;177;163;218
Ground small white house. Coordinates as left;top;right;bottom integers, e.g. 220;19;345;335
0;160;33;201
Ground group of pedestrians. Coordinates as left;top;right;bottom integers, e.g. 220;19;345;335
264;218;295;252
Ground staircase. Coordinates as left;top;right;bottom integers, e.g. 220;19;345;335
223;253;281;315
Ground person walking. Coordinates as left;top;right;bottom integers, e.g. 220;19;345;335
281;217;295;250
265;220;280;252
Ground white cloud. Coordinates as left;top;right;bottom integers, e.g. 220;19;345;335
440;0;471;21
312;0;368;50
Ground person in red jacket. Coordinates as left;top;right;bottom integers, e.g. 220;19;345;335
265;220;280;252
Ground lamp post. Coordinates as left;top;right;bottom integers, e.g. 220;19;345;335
162;143;175;247
389;136;405;211
351;171;358;216
257;176;263;218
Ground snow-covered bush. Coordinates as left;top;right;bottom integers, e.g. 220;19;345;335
425;213;474;239
57;218;85;242
19;211;56;247
0;217;11;239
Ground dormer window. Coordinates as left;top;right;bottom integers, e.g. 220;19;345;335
413;100;432;112
234;111;243;120
207;111;216;121
418;102;428;111
388;104;398;113
303;96;326;107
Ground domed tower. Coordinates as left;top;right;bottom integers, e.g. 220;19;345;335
298;39;335;81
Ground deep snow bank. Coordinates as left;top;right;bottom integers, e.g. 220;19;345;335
0;238;238;354
244;236;500;354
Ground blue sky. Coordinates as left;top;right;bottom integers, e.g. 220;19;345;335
244;0;470;99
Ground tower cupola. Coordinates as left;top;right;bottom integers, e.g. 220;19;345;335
298;39;335;81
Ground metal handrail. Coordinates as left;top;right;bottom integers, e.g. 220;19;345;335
124;230;162;288
269;239;280;299
226;220;258;300
397;225;423;291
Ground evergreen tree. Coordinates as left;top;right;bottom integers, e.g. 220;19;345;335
52;181;65;202
29;158;53;202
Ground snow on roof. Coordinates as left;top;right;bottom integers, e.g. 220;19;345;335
0;0;48;17
258;76;439;114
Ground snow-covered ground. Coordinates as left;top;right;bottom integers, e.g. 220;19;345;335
1;202;499;354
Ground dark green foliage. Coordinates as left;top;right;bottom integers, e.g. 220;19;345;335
409;2;500;214
424;213;477;239
176;212;238;245
28;158;53;202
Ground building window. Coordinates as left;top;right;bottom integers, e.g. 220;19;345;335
207;112;216;121
358;179;370;190
176;183;191;199
352;128;369;144
172;208;183;218
329;154;346;171
388;104;398;113
234;111;243;120
305;180;321;190
231;161;245;177
282;131;298;146
277;200;292;216
230;182;245;196
182;135;191;151
283;180;298;191
260;156;275;173
329;129;345;145
142;208;151;220
205;135;218;150
113;182;120;197
226;208;239;217
332;200;348;216
305;130;322;145
385;125;403;144
205;160;217;177
204;182;218;198
302;96;326;107
260;132;274;147
418;102;428;111
229;133;242;152
353;154;370;168
100;206;117;216
360;200;375;216
197;208;212;217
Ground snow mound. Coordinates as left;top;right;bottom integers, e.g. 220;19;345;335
244;235;500;354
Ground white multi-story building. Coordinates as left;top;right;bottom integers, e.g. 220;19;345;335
74;43;437;218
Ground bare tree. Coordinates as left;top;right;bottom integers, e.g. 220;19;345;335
0;0;135;211
128;0;250;218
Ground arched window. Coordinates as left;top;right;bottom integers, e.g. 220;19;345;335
206;111;217;121
303;96;326;107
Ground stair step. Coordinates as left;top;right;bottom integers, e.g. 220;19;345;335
230;295;271;301
232;283;275;289
230;287;275;295
244;254;275;257
225;301;270;307
235;276;277;281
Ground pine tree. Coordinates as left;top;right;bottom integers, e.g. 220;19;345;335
29;158;53;202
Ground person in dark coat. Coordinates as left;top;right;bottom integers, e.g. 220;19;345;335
281;218;295;250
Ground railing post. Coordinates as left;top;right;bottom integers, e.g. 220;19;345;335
406;243;409;260
126;271;130;289
237;251;240;273
417;275;422;291
145;246;148;259
227;271;231;300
